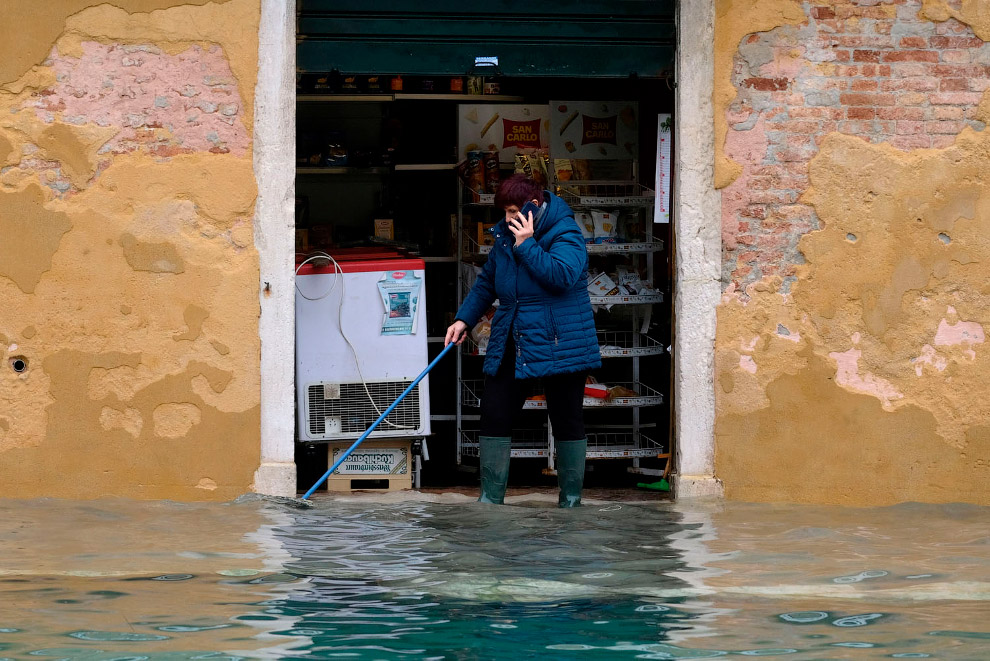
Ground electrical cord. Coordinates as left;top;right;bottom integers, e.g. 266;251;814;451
295;251;410;429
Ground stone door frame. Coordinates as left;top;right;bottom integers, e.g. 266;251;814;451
252;0;723;499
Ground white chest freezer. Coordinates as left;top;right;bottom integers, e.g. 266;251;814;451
295;254;430;441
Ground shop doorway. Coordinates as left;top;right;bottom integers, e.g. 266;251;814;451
291;1;677;494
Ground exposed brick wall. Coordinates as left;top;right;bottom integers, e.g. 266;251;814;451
16;41;249;196
722;0;990;291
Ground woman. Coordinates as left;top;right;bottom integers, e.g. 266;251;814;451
445;173;600;507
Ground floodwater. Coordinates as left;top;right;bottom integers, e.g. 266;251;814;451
0;493;988;660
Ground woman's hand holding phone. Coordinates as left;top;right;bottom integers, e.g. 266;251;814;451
509;201;537;247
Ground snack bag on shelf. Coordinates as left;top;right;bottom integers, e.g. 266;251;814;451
528;152;549;188
587;272;618;297
470;306;496;350
606;385;640;401
591;210;618;243
584;375;608;399
575;212;595;243
616;266;646;294
514;153;532;179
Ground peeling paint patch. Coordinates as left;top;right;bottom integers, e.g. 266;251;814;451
0;184;72;293
914;344;947;376
173;304;209;342
829;347;904;410
99;406;143;437
120;232;184;273
935;317;985;347
153;402;201;438
739;355;758;374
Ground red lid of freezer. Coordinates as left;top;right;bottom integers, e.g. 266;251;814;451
296;256;425;275
295;247;398;264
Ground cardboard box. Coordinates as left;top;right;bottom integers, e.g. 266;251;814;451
374;218;394;240
326;439;412;492
477;222;497;247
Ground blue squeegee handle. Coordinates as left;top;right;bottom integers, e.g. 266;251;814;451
302;341;456;500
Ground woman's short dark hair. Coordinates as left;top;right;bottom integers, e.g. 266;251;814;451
494;173;544;209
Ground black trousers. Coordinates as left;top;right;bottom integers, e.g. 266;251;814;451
479;337;587;441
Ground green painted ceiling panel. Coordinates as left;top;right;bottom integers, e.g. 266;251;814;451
297;1;674;78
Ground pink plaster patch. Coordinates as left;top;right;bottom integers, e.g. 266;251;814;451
722;116;769;249
828;347;904;410
913;344;947;376
739;355;757;374
934;318;985;347
24;42;249;158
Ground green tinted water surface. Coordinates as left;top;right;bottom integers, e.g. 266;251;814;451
0;497;987;659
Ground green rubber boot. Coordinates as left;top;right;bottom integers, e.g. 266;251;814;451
478;436;512;504
556;438;587;508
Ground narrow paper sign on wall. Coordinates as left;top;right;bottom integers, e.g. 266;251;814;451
655;114;672;224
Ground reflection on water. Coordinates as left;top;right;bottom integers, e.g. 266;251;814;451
0;497;987;659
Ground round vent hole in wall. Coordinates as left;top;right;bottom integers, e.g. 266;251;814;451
10;357;27;373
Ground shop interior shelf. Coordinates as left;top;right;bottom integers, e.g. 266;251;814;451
297;166;390;175
461;235;664;259
590;293;664;305
395;93;525;102
394;163;458;171
460;379;663;409
586;241;664;254
461;193;495;206
557;182;656;208
458;429;665;460
597;331;666;357
459;430;551;458
297;94;394;103
297;93;526;103
586;432;666;459
461;233;493;256
466;331;664;358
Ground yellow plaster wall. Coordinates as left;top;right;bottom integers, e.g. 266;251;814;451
0;0;262;500
714;2;990;504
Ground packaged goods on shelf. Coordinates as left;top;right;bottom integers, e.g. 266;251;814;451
477;222;496;247
514;152;550;188
483;151;500;194
616;266;647;294
607;385;640;400
325;131;348;166
374;218;394;241
470;307;496;350
588;272;619;297
576;211;595;243
584;383;608;398
591;209;619;243
458;151;486;201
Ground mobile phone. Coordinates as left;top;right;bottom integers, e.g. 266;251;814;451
520;201;539;218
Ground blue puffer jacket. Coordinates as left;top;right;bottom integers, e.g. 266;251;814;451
456;190;601;378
